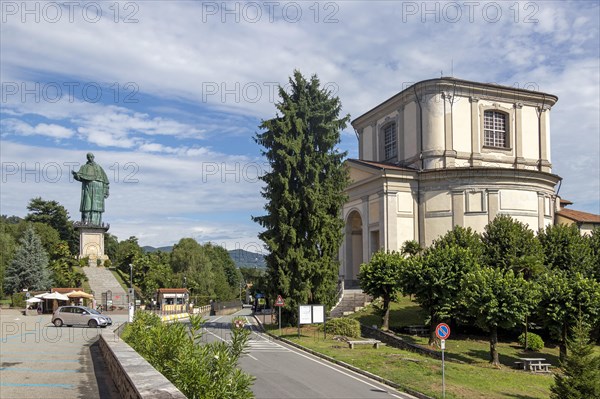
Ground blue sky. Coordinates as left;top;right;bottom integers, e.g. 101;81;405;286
1;1;599;250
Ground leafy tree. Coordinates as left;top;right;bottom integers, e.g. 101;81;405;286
253;70;350;323
537;270;600;360
203;243;240;296
25;197;77;253
115;236;143;272
0;228;17;297
131;251;175;301
403;241;478;344
482;215;544;279
460;268;538;366
400;240;423;257
171;238;214;301
4;224;52;293
539;223;594;277
13;221;61;255
551;318;600;399
49;241;86;288
104;233;119;263
588;228;600;281
431;226;484;261
358;251;407;330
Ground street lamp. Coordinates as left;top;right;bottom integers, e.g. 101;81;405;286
128;263;134;322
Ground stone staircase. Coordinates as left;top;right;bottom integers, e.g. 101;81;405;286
330;289;372;318
82;266;128;308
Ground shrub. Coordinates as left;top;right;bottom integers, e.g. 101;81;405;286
11;292;26;308
518;332;544;351
323;318;361;338
122;312;254;398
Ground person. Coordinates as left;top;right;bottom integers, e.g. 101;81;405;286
72;153;109;225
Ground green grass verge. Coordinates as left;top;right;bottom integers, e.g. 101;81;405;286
268;324;553;399
110;268;130;292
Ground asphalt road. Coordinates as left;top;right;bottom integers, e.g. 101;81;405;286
0;309;126;399
199;309;416;399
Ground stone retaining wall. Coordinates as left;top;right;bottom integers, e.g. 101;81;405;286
360;324;442;359
98;327;186;398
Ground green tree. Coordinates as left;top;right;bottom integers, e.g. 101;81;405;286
131;251;175;301
537;270;600;360
403;241;478;344
539;223;594;277
4;224;53;293
482;215;544;279
0;228;17;297
358;251;407;330
432;226;484;261
115;236;143;272
551;318;600;399
253;71;349;323
104;233;119;263
49;241;86;288
460;268;538;366
400;240;423;257
588;228;600;281
25;197;78;253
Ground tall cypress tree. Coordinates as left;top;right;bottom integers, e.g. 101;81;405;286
4;224;52;293
253;70;350;323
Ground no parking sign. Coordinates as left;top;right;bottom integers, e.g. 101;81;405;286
435;323;451;340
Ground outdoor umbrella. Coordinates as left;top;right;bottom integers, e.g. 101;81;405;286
66;291;94;299
26;297;43;303
40;292;70;301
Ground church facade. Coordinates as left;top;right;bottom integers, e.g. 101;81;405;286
340;77;563;284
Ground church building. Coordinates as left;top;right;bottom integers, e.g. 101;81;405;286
340;77;598;286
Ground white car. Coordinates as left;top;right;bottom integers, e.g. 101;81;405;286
52;306;112;328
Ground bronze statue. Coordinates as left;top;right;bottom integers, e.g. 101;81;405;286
72;153;109;225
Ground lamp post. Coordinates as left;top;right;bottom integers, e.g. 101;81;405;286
128;263;134;322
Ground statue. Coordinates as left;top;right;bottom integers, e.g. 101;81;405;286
72;153;109;225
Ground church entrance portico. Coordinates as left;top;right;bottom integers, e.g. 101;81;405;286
344;210;363;287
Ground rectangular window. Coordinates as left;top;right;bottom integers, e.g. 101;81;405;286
484;111;507;148
383;123;397;159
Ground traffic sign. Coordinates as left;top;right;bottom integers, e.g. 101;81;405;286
275;295;285;307
435;323;451;340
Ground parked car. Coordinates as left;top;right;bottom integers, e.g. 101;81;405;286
51;306;112;328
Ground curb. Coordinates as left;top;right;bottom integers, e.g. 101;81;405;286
252;315;434;399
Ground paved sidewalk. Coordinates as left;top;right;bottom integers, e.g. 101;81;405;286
0;309;125;399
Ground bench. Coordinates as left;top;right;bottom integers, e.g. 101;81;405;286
347;339;381;349
514;361;524;369
530;363;552;373
406;325;428;336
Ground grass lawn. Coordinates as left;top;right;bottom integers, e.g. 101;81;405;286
269;324;553;399
110;268;130;292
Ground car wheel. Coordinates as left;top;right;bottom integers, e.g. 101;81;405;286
88;319;98;328
53;319;63;327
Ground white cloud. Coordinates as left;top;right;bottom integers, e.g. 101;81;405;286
1;0;599;246
1;119;74;139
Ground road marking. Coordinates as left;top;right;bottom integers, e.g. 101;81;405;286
0;382;74;389
0;367;77;373
254;330;405;399
0;358;79;363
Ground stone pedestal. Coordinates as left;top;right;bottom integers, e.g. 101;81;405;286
75;222;110;267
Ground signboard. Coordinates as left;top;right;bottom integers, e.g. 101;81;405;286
312;305;325;323
299;305;312;324
435;323;451;340
275;295;285;307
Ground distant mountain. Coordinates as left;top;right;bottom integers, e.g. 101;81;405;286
142;245;174;253
142;246;266;269
228;249;266;269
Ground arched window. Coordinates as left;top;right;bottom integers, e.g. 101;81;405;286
383;122;397;159
483;111;508;148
